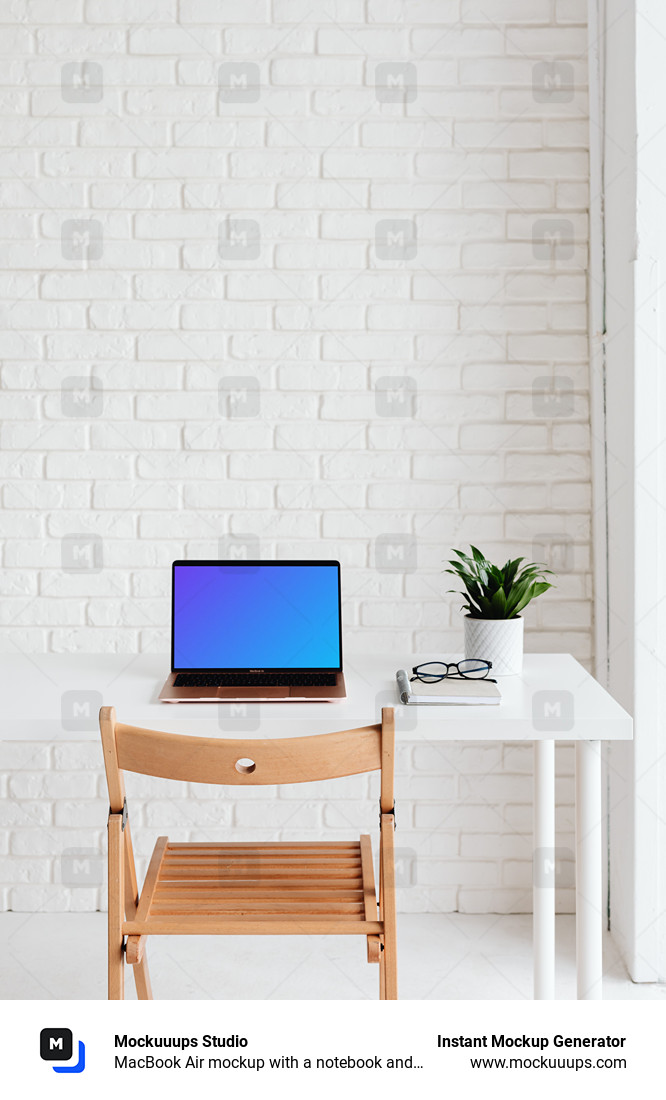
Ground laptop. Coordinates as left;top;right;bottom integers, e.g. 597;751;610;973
159;560;347;702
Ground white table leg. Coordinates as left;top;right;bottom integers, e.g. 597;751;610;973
575;739;603;999
533;739;555;999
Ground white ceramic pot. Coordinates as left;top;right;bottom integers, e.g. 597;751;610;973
463;616;524;677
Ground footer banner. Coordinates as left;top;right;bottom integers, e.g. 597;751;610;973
4;999;665;1098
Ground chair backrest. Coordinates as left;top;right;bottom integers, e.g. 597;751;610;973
100;707;395;817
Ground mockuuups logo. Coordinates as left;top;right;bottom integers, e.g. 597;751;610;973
40;1028;86;1074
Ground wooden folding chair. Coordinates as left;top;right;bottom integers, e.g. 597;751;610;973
100;705;397;1000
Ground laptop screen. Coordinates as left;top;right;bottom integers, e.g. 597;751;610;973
172;561;342;671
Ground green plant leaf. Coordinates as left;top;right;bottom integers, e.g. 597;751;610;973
444;563;471;578
501;557;523;591
512;581;554;616
487;564;504;586
451;548;475;567
444;546;555;619
490;588;507;616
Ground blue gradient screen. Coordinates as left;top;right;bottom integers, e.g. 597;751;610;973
173;563;341;669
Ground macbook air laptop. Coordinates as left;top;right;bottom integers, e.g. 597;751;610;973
159;560;346;702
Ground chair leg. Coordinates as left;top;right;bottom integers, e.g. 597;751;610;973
379;941;386;1000
127;935;153;999
382;932;398;1000
108;935;124;1000
108;813;125;1000
133;954;153;1000
379;814;398;1000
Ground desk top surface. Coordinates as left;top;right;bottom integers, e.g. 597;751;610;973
0;652;633;742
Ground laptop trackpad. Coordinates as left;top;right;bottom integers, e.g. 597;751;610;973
216;686;287;699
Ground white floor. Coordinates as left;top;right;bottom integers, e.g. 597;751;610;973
2;912;665;1000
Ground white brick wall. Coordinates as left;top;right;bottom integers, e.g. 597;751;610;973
0;738;576;916
0;1;588;913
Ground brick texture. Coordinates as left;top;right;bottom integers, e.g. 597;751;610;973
0;1;588;912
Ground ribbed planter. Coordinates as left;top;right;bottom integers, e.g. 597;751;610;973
463;616;524;677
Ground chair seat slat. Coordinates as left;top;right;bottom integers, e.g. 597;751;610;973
163;853;362;863
150;900;366;914
156;875;363;884
123;918;384;936
161;864;362;871
150;884;363;893
155;881;363;891
164;842;361;851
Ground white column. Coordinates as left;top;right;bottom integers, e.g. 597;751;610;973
533;739;555;999
575;739;603;999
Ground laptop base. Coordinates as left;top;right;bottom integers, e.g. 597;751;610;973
158;672;346;703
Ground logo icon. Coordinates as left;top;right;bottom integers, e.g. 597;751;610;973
61;219;103;261
375;62;417;104
218;702;261;732
61;62;103;104
532;533;574;574
533;846;575;888
531;219;574;262
394;847;418;887
61;690;103;732
532;689;575;732
532;61;574;103
218;535;261;566
218;219;261;261
375;219;417;261
40;1028;86;1074
218;62;260;103
61;377;104;418
375;534;417;574
61;534;103;574
375;376;416;417
218;376;261;416
61;847;104;887
531;375;574;418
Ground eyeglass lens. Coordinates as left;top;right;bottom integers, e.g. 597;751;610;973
414;660;490;680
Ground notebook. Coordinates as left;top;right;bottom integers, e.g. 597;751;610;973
396;669;501;706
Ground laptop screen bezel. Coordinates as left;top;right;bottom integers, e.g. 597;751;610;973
171;560;343;673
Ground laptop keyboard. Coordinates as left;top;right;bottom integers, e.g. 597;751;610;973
174;673;338;688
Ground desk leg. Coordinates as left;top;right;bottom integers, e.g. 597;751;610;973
533;739;555;1000
575;739;603;1000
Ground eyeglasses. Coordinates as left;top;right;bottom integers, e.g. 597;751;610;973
410;660;496;684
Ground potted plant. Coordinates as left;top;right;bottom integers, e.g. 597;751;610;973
444;546;555;676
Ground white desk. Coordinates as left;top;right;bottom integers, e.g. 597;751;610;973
0;651;632;1000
